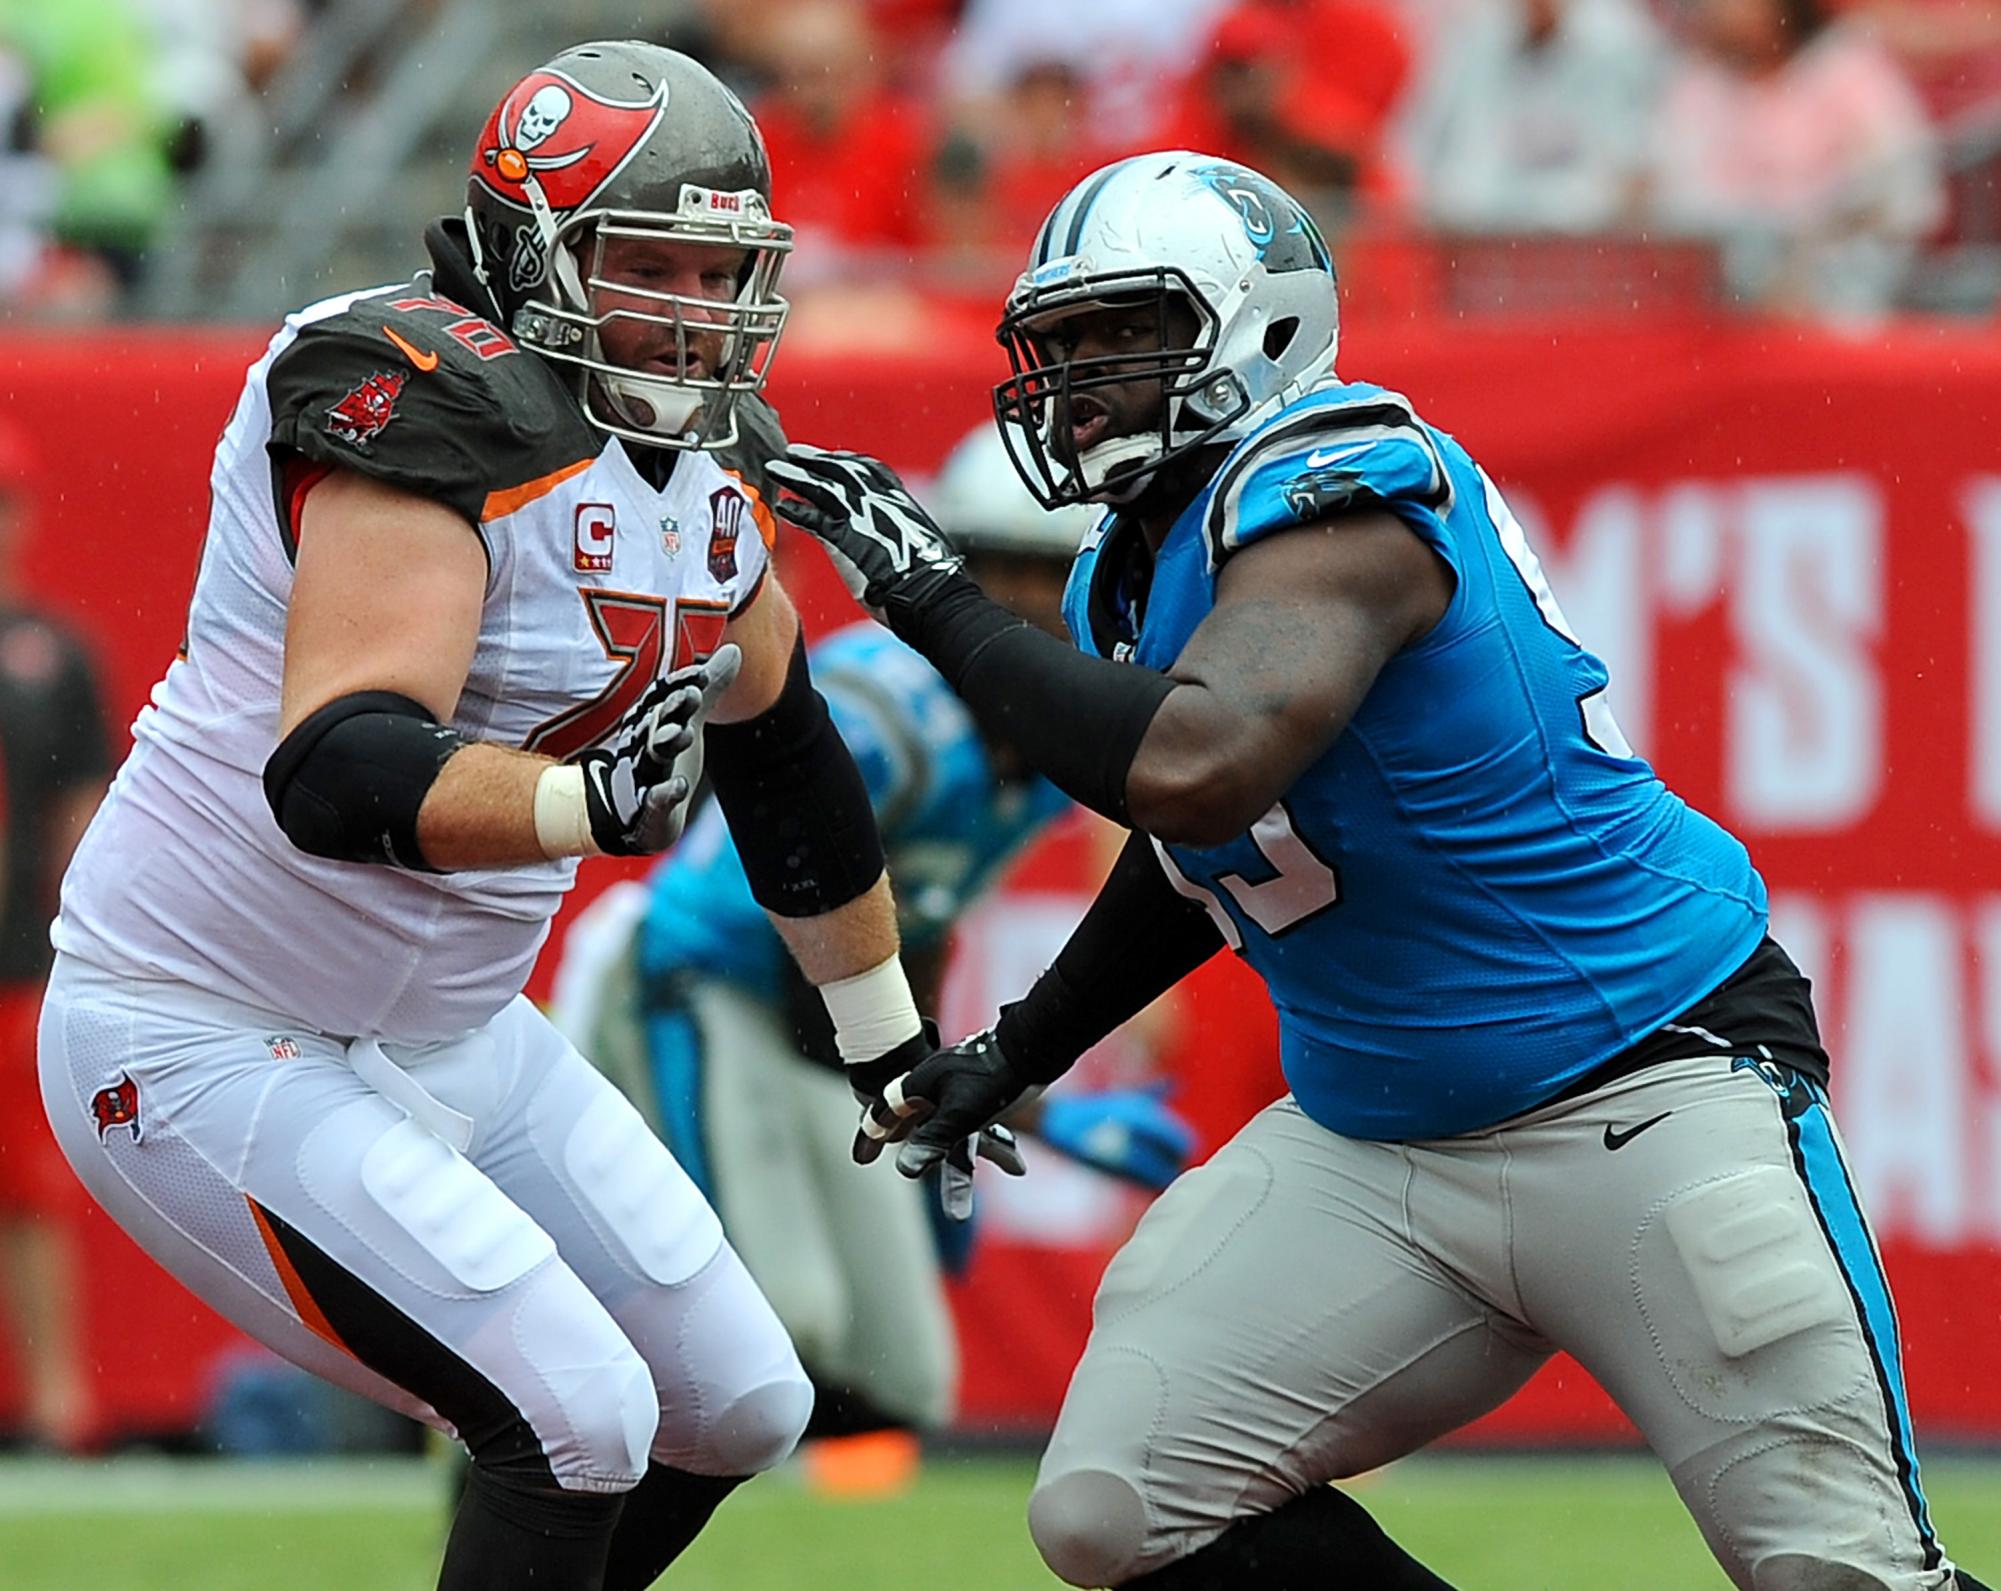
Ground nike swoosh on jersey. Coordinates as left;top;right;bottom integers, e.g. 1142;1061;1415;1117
1303;441;1374;469
1602;1111;1673;1150
382;326;440;372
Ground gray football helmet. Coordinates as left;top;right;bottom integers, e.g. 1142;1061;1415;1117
464;41;792;450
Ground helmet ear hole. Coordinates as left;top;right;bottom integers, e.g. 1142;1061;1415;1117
1263;315;1299;361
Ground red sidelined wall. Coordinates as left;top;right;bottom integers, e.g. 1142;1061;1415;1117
2;316;1997;1443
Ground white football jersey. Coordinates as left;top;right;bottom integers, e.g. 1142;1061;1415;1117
55;271;775;1041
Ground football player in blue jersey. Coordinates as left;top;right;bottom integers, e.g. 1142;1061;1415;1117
770;155;1990;1591
556;421;1195;1442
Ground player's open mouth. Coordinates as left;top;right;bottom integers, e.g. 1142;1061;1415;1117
639;355;707;379
1068;398;1111;452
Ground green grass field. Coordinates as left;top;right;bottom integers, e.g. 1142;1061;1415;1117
1;1451;1995;1589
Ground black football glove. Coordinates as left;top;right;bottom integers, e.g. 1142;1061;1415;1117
765;445;965;623
847;1023;1026;1221
575;644;740;855
843;1022;936;1110
855;1028;1035;1191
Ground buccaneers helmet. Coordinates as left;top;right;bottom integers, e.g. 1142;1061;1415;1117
993;152;1339;508
464;41;792;450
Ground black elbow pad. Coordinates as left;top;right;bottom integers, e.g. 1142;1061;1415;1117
262;691;463;870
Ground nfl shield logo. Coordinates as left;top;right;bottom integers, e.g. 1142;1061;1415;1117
661;515;681;556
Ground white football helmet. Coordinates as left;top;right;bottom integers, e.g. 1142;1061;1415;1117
993;151;1339;508
929;422;1099;560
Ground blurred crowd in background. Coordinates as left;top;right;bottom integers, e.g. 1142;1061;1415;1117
1;0;1998;326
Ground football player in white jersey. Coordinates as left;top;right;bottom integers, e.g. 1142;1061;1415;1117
37;41;1006;1591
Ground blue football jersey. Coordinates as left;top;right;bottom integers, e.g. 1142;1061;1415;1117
1062;380;1768;1139
639;624;1070;1001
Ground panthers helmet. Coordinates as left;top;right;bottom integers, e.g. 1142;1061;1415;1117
464;41;792;450
994;152;1338;508
929;422;1099;560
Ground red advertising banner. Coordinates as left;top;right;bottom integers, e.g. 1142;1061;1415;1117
0;316;1996;1444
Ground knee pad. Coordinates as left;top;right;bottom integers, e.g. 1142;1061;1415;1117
1753;1559;1894;1591
703;1372;813;1476
1029;1468;1150;1589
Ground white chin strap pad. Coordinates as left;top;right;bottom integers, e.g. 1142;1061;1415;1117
600;373;705;438
1078;434;1166;503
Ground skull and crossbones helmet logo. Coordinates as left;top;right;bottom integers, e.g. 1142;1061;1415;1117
488;83;587;184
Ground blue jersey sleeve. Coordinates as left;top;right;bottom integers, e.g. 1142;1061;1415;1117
1202;386;1458;578
810;629;945;835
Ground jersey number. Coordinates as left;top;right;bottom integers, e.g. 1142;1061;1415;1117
521;593;728;761
1151;801;1339;949
389;295;517;360
1480;469;1633;759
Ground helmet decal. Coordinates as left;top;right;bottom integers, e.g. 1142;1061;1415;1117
505;222;546;295
1190;162;1331;274
472;68;670;217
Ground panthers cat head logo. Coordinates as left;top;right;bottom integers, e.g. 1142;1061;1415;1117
1191;162;1332;275
1282;463;1367;520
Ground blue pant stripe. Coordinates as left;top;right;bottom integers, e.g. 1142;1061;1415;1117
644;1006;714;1205
1789;1088;1939;1566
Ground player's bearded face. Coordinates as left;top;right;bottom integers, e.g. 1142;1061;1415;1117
588;234;748;384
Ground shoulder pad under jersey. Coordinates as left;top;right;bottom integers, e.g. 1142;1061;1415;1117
266;285;598;527
1203;382;1453;570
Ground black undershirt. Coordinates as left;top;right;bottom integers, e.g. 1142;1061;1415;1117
1545;934;1829;1110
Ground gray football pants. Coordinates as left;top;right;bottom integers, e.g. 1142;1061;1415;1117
1029;1052;1956;1590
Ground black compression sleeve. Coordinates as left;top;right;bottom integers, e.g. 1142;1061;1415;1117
885;574;1174;824
994;828;1225;1084
705;633;886;918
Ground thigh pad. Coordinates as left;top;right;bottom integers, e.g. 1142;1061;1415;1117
563;1085;723;1288
353;1115;556;1294
1660;1166;1849;1360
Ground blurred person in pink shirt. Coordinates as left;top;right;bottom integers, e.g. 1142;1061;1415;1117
943;0;1231;149
1825;0;2001;122
1647;0;1944;317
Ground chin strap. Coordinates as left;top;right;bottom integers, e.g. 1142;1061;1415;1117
1075;434;1166;504
597;372;704;437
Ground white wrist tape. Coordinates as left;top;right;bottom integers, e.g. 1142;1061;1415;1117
821;954;921;1066
532;764;601;860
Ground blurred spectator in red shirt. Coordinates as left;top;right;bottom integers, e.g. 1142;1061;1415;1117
750;0;934;286
1400;0;1667;234
1646;0;1945;318
690;0;962;95
1160;0;1414;227
932;56;1139;286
